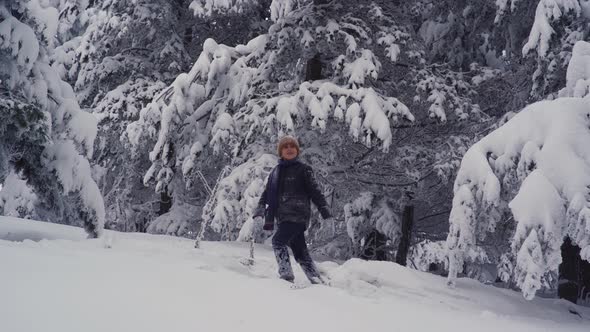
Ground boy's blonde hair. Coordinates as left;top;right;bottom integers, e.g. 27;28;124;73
277;135;300;157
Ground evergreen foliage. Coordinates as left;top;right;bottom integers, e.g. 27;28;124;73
1;1;104;237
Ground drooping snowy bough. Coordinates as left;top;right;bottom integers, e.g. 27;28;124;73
446;96;590;299
0;4;105;237
205;154;277;241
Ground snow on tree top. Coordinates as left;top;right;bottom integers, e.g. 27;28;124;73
561;41;590;98
0;8;39;72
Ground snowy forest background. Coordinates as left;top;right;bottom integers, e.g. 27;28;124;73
2;0;590;304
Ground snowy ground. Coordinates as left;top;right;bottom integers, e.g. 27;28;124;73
1;217;588;332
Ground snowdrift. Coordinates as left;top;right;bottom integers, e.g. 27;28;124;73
1;217;589;331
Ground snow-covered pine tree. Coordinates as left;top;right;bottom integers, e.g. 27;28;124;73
0;2;104;237
50;0;208;233
345;191;400;259
123;0;271;236
399;0;590;281
204;154;276;242
408;239;448;272
0;171;38;220
446;41;590;299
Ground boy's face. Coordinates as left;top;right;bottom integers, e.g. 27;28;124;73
281;142;298;160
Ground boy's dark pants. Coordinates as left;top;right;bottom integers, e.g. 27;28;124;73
272;222;322;283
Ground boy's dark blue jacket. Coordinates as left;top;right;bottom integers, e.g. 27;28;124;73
254;159;331;229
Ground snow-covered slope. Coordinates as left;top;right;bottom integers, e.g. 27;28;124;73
1;217;588;332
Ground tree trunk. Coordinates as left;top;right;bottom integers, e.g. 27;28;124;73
183;26;192;46
305;53;323;81
559;237;590;304
159;191;172;215
395;204;414;266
